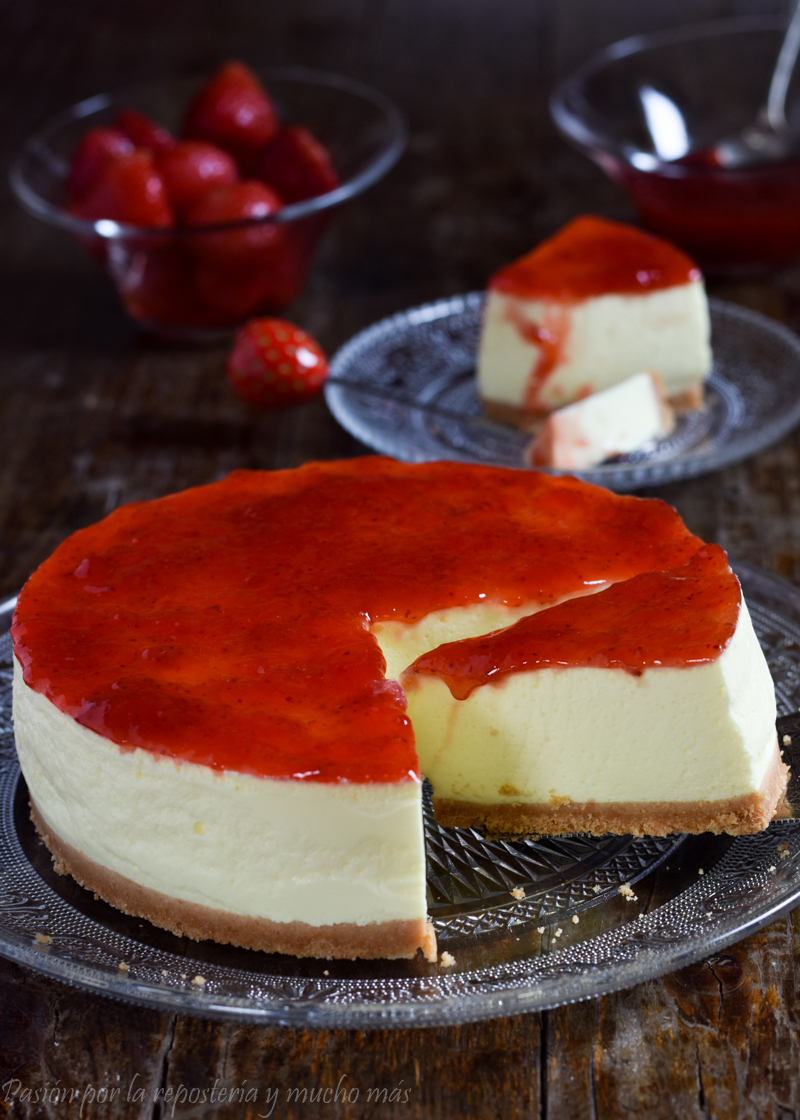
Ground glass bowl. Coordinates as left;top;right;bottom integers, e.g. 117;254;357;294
10;67;406;341
550;16;800;273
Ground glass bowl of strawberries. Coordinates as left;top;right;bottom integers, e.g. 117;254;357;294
11;63;406;340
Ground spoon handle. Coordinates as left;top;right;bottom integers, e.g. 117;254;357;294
766;0;800;130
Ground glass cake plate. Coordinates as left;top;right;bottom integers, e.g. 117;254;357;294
1;565;800;1028
325;296;800;491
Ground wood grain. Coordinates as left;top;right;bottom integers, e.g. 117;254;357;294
2;1;800;1117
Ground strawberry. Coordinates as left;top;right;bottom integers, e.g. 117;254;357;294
257;125;340;203
183;62;280;172
226;318;328;406
185;181;285;322
184;180;283;260
67;127;134;200
156;140;239;215
71;151;175;228
113;108;175;154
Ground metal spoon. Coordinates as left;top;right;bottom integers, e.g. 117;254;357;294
714;0;800;167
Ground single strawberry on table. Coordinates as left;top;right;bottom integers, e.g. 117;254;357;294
227;318;329;406
183;61;280;172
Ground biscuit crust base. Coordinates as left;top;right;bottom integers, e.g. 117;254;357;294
482;384;704;433
433;740;790;838
30;802;437;962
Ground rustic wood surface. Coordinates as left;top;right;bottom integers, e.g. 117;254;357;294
3;1;800;1116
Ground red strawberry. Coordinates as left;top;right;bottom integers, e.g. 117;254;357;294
113;108;175;154
227;318;328;406
183;62;280;171
184;180;283;260
157;140;239;215
71;151;175;228
257;125;340;203
67;127;134;200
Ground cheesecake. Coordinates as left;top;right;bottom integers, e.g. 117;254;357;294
526;371;675;471
11;458;784;960
477;216;712;430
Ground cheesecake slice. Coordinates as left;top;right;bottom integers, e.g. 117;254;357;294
477;216;712;429
526;371;675;471
11;458;785;960
402;547;782;837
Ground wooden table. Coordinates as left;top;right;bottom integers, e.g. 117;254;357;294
3;1;800;1116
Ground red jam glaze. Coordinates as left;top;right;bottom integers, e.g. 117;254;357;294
407;545;739;701
12;457;705;784
489;215;701;301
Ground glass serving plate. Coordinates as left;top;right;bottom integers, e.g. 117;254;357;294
1;565;800;1028
325;296;800;491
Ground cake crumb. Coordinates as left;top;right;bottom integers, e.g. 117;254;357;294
511;887;526;900
698;868;704;875
779;841;789;849
781;850;791;859
592;885;601;894
34;933;52;945
191;975;206;986
638;913;644;919
180;973;188;981
440;951;456;968
571;915;579;924
554;928;563;938
323;970;329;976
769;865;777;873
783;734;792;746
551;938;557;945
537;926;545;935
161;969;168;977
706;912;713;918
119;962;129;971
618;883;638;901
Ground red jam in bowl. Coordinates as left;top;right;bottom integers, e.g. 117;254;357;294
611;158;800;272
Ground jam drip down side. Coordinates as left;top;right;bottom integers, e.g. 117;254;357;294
406;546;740;701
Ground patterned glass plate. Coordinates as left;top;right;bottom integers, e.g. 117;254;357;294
326;296;800;491
1;565;800;1028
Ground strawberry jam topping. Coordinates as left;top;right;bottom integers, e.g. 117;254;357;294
490;215;701;301
12;457;710;783
407;546;739;701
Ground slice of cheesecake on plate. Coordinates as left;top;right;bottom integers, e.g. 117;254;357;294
477;215;712;430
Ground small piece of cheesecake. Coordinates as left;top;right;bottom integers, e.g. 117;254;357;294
11;459;786;961
526;371;675;471
477;215;712;430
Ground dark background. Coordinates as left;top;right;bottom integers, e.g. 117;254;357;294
3;2;800;1117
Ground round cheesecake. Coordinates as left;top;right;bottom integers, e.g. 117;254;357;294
11;457;785;960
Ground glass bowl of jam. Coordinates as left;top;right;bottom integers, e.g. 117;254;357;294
11;67;406;341
550;16;800;273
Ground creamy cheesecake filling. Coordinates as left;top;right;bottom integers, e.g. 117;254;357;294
30;802;436;961
13;660;428;932
398;600;780;822
477;279;711;416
